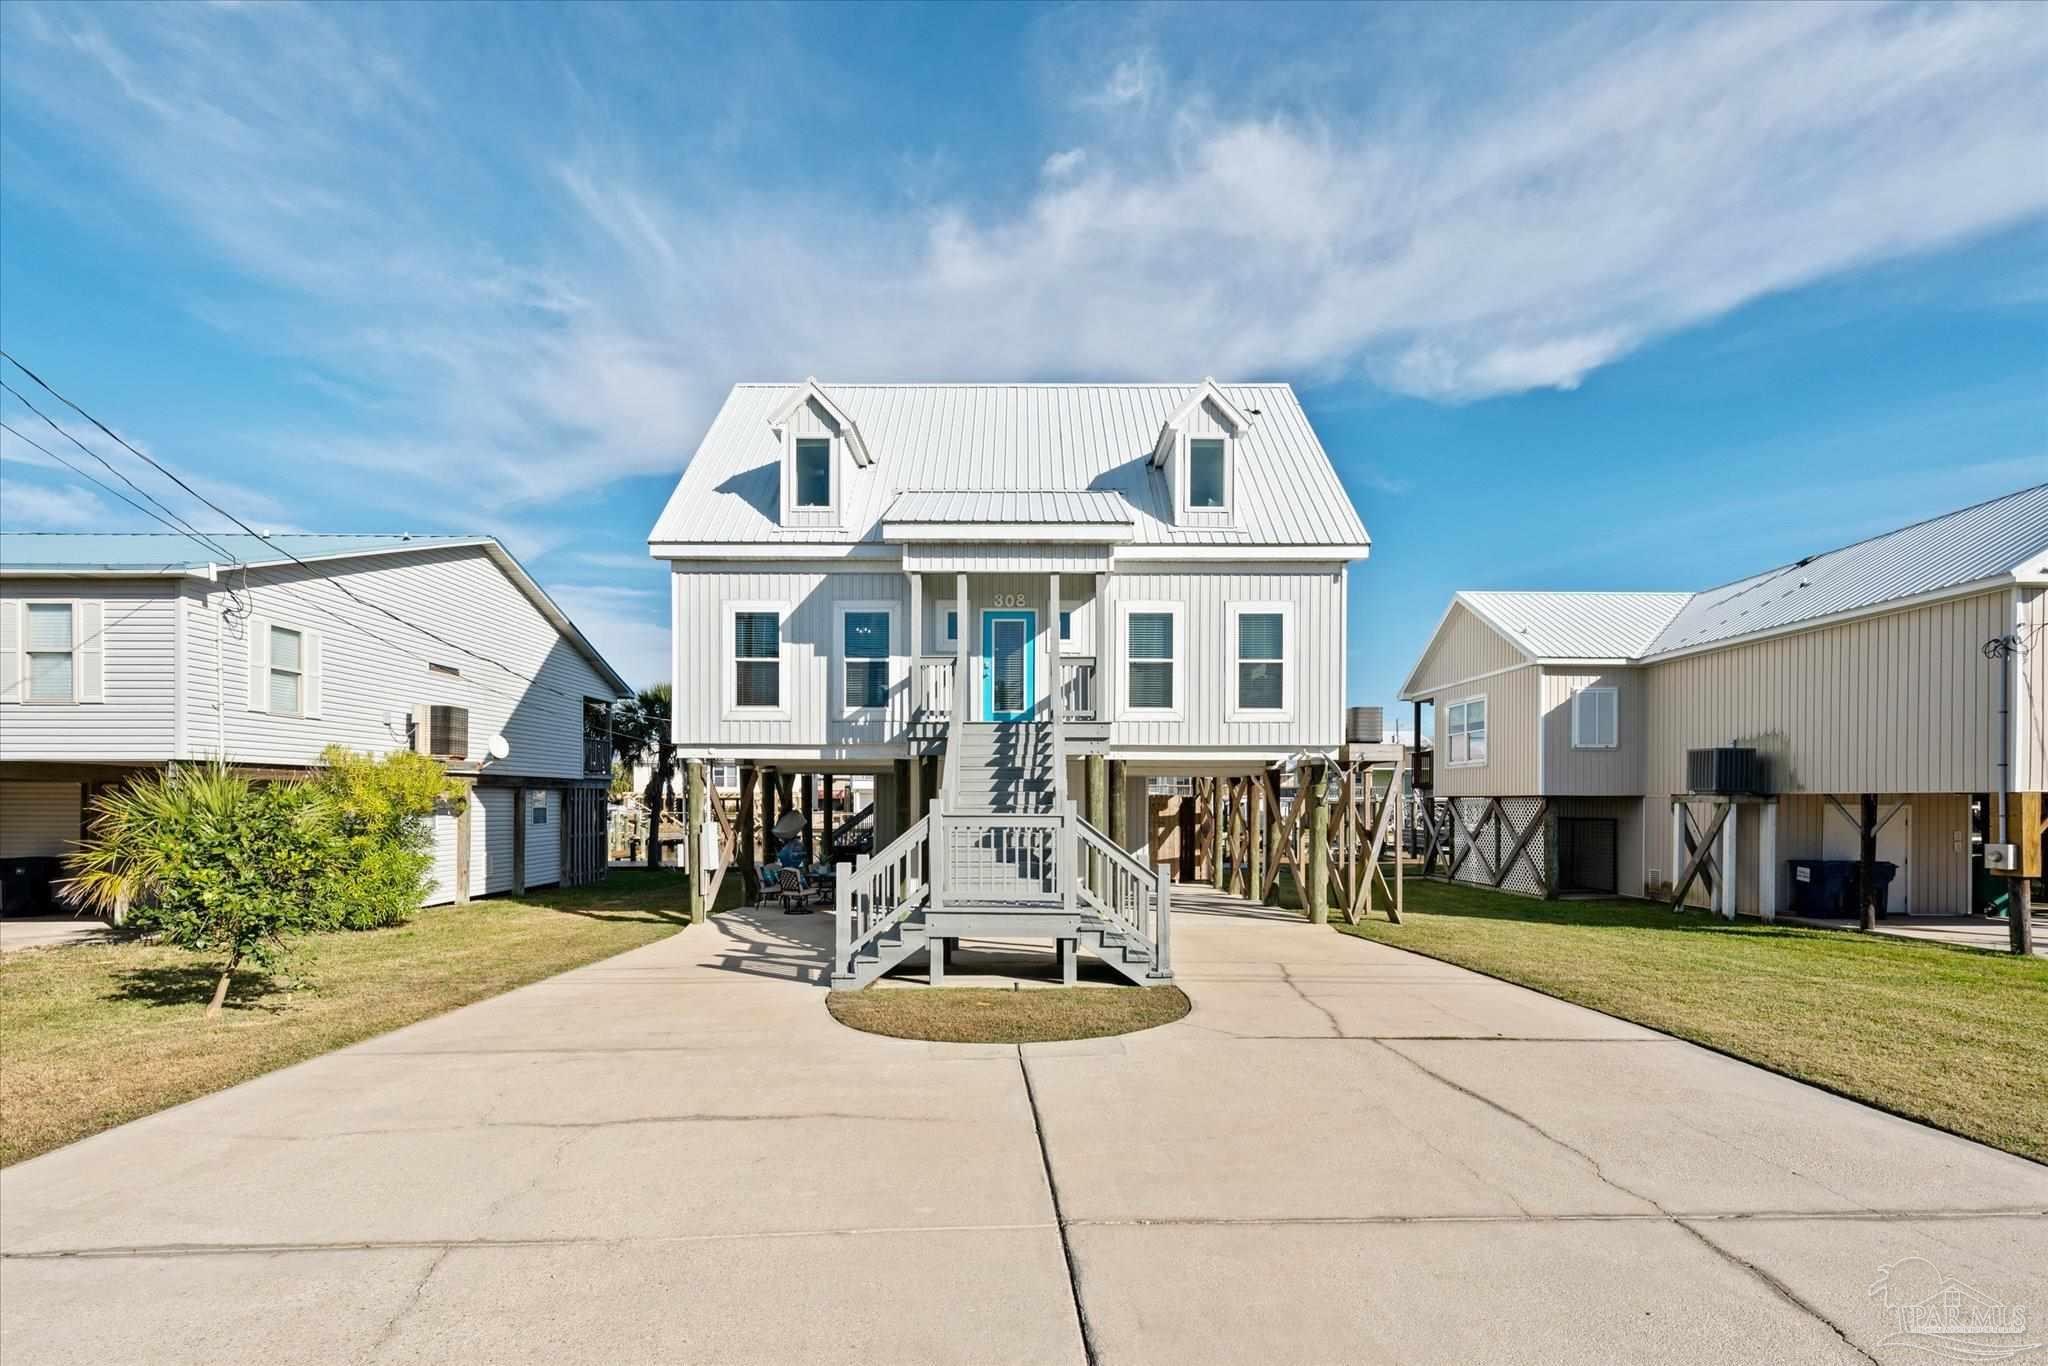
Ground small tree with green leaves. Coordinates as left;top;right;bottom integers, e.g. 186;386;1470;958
612;683;676;868
308;746;462;929
68;764;335;1018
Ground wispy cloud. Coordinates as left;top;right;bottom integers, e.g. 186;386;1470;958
0;473;109;527
2;0;2041;529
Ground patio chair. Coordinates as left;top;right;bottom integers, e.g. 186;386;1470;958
776;866;815;916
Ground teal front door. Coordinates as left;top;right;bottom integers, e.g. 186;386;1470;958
981;611;1035;721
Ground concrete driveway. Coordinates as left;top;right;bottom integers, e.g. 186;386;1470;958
4;891;2044;1365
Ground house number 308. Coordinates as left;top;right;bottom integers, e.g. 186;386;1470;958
991;594;1028;608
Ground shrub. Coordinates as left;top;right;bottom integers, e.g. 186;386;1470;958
68;764;335;1017
308;746;461;929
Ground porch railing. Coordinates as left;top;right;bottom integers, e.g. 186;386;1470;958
916;656;957;722
835;814;931;975
1059;657;1098;722
932;808;1064;905
1072;805;1171;977
582;731;611;777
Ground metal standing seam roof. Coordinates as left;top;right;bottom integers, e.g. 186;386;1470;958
1639;482;2048;659
647;382;1372;550
0;532;485;573
0;531;631;696
883;489;1134;525
1455;591;1693;661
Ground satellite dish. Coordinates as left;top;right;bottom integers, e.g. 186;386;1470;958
486;735;511;762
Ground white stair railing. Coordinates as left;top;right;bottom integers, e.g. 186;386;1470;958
834;816;932;980
1069;803;1172;976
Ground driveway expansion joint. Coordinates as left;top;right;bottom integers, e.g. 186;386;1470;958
1017;1045;1099;1366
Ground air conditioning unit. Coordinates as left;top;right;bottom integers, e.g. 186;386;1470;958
1346;706;1385;744
412;704;470;761
1687;746;1765;795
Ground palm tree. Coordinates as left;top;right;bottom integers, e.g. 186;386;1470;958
612;684;676;869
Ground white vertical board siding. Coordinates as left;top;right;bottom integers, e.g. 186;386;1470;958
1540;669;1645;796
1105;567;1344;751
0;579;178;761
1643;589;2009;798
201;547;617;778
525;789;562;886
672;566;910;748
477;788;515;895
0;781;83;858
2019;586;2046;791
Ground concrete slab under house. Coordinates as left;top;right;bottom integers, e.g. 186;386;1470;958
1397;483;2048;952
646;378;1401;984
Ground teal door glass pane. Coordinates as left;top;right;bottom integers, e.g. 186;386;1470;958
982;611;1035;720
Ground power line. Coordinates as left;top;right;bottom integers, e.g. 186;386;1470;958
1;380;239;565
1;419;213;542
1;352;595;704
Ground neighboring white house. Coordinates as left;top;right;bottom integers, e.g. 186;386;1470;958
1398;485;2048;916
0;533;630;914
648;378;1372;982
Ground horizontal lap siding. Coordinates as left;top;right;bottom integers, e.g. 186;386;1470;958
1105;568;1343;751
201;547;615;780
477;789;515;895
1642;590;2008;798
0;579;177;761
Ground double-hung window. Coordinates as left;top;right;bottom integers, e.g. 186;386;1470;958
793;438;831;509
841;606;891;711
269;626;304;716
1446;696;1487;766
1231;605;1288;717
1572;686;1618;749
1122;603;1180;715
530;790;549;826
25;603;75;702
732;608;782;710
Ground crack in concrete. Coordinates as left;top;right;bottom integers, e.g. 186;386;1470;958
365;1244;451;1360
1276;963;1345;1038
1674;1220;1881;1365
10;1207;2041;1263
1376;1038;1895;1363
234;1112;933;1143
1017;1047;1098;1366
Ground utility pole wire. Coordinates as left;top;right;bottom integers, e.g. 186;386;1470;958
1;352;593;703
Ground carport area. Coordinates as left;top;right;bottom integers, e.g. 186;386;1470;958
4;890;2044;1364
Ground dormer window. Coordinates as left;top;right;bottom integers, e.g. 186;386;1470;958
1151;378;1248;526
794;438;832;509
1189;438;1227;509
768;378;872;529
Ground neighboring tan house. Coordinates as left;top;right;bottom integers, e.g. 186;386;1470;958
1399;484;2048;916
0;533;629;914
649;379;1372;984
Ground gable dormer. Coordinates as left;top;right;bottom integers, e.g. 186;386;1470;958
768;378;872;528
1150;377;1250;526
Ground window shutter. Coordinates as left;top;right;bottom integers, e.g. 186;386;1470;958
76;601;105;704
0;601;20;703
247;614;271;713
303;629;324;719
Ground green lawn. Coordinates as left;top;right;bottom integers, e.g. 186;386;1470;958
1331;879;2048;1163
828;986;1190;1043
0;869;708;1166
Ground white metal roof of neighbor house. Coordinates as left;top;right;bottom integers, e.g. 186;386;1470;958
647;382;1372;551
883;489;1134;526
1454;591;1692;662
0;531;631;695
1639;482;2048;659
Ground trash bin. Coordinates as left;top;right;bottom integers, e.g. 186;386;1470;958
1787;859;1829;917
1794;859;1896;918
1865;861;1897;919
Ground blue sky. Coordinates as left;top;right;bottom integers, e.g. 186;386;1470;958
1;1;2043;709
